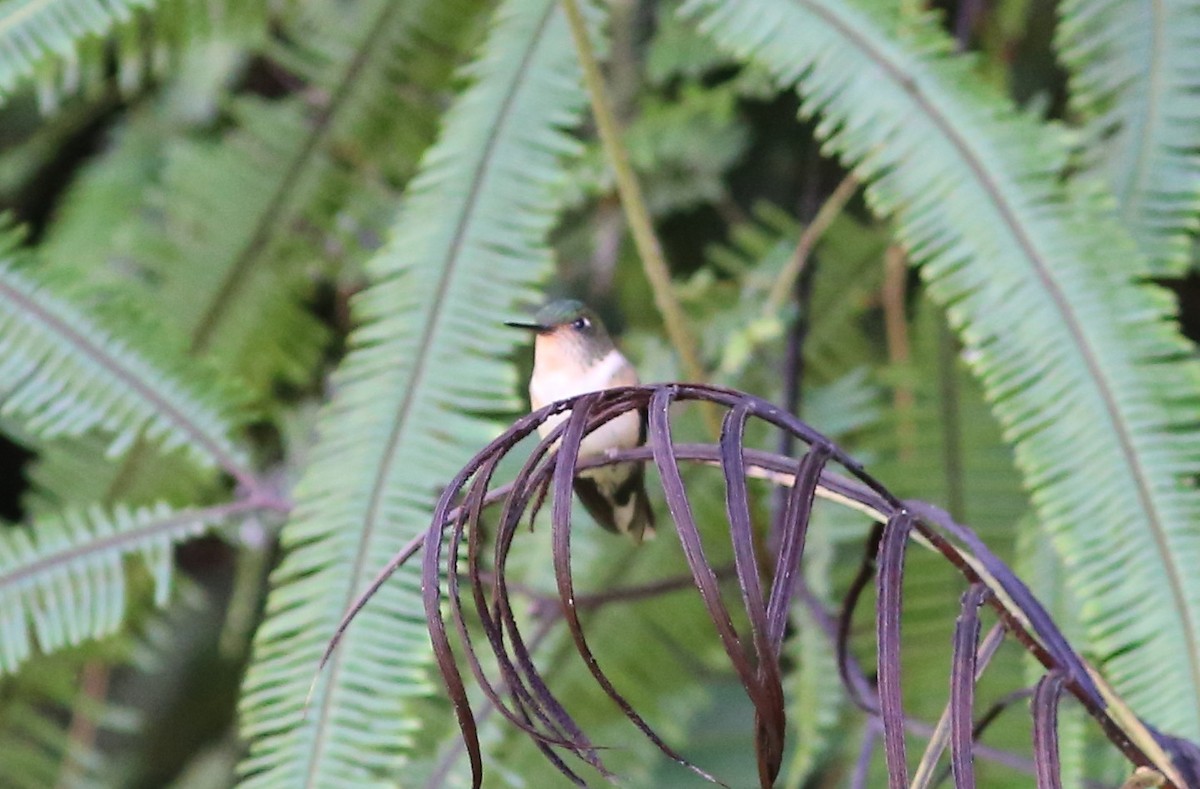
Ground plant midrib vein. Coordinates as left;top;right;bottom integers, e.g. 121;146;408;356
796;0;1200;714
303;3;560;782
0;277;247;479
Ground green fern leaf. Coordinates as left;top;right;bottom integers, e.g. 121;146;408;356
1056;0;1200;274
237;0;593;782
40;0;484;399
0;499;257;673
38;111;170;279
675;205;888;392
268;0;482;187
683;0;1200;739
867;300;1028;540
563;83;750;216
0;581;225;789
133;97;339;393
0;647;116;788
0;0;265;109
16;429;216;518
0;0;150;97
0;238;249;479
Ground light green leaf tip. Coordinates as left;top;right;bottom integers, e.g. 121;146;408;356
1057;0;1200;275
0;499;254;674
0;235;250;479
0;0;265;108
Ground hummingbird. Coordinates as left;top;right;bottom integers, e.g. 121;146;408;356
506;299;655;543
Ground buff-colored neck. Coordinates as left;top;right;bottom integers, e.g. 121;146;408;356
534;328;611;375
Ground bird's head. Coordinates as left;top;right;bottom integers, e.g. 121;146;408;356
506;299;616;363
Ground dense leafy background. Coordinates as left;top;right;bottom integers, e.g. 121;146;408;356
0;0;1198;786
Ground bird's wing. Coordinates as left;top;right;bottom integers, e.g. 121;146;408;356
572;475;620;534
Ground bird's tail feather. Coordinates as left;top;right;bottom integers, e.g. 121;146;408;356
627;486;655;544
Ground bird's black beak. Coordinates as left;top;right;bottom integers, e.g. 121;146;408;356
504;320;547;333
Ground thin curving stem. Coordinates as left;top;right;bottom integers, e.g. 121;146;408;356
422;470;485;789
550;393;727;787
838;520;886;715
455;455;592;762
765;440;832;653
1033;671;1067;789
719;403;786;786
313;384;1195;789
930;686;1040;789
650;390;780;787
488;413;606;774
949;584;991;787
876;510;914;788
851;720;882;789
910;593;1002;789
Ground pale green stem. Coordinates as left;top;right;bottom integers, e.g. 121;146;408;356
560;0;709;394
909;622;1007;789
764;173;859;316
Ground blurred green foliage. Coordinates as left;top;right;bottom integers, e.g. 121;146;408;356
0;0;1198;787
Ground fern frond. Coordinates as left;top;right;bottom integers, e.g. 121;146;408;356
0;0;148;98
237;0;594;783
38;108;176;280
269;0;483;187
20;431;214;517
683;0;1200;739
0;0;266;110
1056;0;1200;274
41;0;484;399
645;0;774;98
564;83;749;216
132;97;339;393
1016;515;1140;788
0;580;226;789
677;204;887;392
0;239;250;480
0;498;258;673
867;300;1027;539
0;647;115;789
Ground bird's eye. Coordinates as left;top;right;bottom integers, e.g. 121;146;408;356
573;317;590;330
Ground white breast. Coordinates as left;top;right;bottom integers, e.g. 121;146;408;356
530;349;640;459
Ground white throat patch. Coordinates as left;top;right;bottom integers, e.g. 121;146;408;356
529;348;640;457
